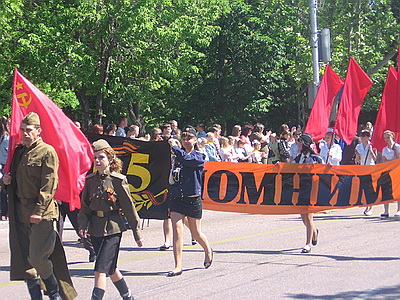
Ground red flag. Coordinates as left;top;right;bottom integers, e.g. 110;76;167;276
334;57;373;145
397;45;400;133
304;64;344;141
5;69;93;210
371;67;398;151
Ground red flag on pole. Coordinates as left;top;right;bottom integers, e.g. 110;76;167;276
397;45;400;133
334;57;373;145
371;66;398;151
5;69;93;210
304;64;344;141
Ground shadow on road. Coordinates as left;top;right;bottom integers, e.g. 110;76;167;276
118;266;202;277
286;283;400;299
0;266;10;272
278;214;400;223
214;249;400;262
69;268;94;277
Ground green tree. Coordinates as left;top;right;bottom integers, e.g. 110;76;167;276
0;0;227;132
170;0;311;132
318;0;400;119
0;0;399;133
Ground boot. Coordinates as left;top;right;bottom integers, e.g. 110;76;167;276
26;278;43;300
91;287;105;300
42;274;61;300
113;278;134;300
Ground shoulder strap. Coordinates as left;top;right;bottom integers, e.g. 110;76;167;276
364;148;370;165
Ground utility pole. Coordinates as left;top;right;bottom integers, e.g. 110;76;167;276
309;0;319;108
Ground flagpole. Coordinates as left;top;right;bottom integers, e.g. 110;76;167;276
310;0;320;104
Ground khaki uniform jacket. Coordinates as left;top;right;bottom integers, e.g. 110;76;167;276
78;170;142;241
7;138;77;299
11;138;59;222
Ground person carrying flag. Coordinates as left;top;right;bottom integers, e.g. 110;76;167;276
2;112;77;300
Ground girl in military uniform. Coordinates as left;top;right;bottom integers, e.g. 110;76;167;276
78;139;143;300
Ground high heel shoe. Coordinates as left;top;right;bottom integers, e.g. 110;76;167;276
167;270;182;277
204;249;214;269
312;229;319;246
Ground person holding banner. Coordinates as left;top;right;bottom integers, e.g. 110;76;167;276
355;130;377;216
381;130;400;218
78;139;143;300
167;131;213;277
294;133;322;253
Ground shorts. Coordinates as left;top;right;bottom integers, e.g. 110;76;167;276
170;196;202;219
91;233;122;275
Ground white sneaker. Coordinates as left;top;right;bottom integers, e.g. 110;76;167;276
364;210;372;216
394;211;400;217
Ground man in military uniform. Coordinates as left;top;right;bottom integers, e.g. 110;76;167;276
3;112;76;300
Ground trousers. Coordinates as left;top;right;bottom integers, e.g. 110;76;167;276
15;220;56;279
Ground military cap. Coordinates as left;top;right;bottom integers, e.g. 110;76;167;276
22;112;40;126
293;130;302;136
93;139;112;151
299;133;313;147
184;127;197;136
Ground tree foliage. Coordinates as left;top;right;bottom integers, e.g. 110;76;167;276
0;0;398;132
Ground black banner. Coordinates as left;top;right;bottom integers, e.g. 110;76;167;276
87;134;170;219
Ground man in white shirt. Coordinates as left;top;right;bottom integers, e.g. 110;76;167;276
319;129;342;165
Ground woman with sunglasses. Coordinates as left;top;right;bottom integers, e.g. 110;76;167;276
294;133;322;253
167;131;213;277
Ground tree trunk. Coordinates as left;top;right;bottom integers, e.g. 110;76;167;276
128;101;146;136
95;42;112;125
73;86;91;130
367;51;397;76
95;17;116;124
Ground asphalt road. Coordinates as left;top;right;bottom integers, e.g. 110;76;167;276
0;206;399;299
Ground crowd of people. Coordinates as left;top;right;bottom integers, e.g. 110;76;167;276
1;113;400;299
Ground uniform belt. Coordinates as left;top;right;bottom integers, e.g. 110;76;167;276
93;210;120;218
18;198;37;205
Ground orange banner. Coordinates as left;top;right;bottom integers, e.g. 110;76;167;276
202;160;400;214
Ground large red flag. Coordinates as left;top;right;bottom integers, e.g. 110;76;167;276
5;69;93;210
334;57;373;145
371;67;398;151
304;64;344;141
397;45;400;133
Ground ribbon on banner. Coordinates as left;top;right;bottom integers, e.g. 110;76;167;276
86;134;171;219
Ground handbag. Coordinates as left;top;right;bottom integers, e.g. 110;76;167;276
169;155;181;185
